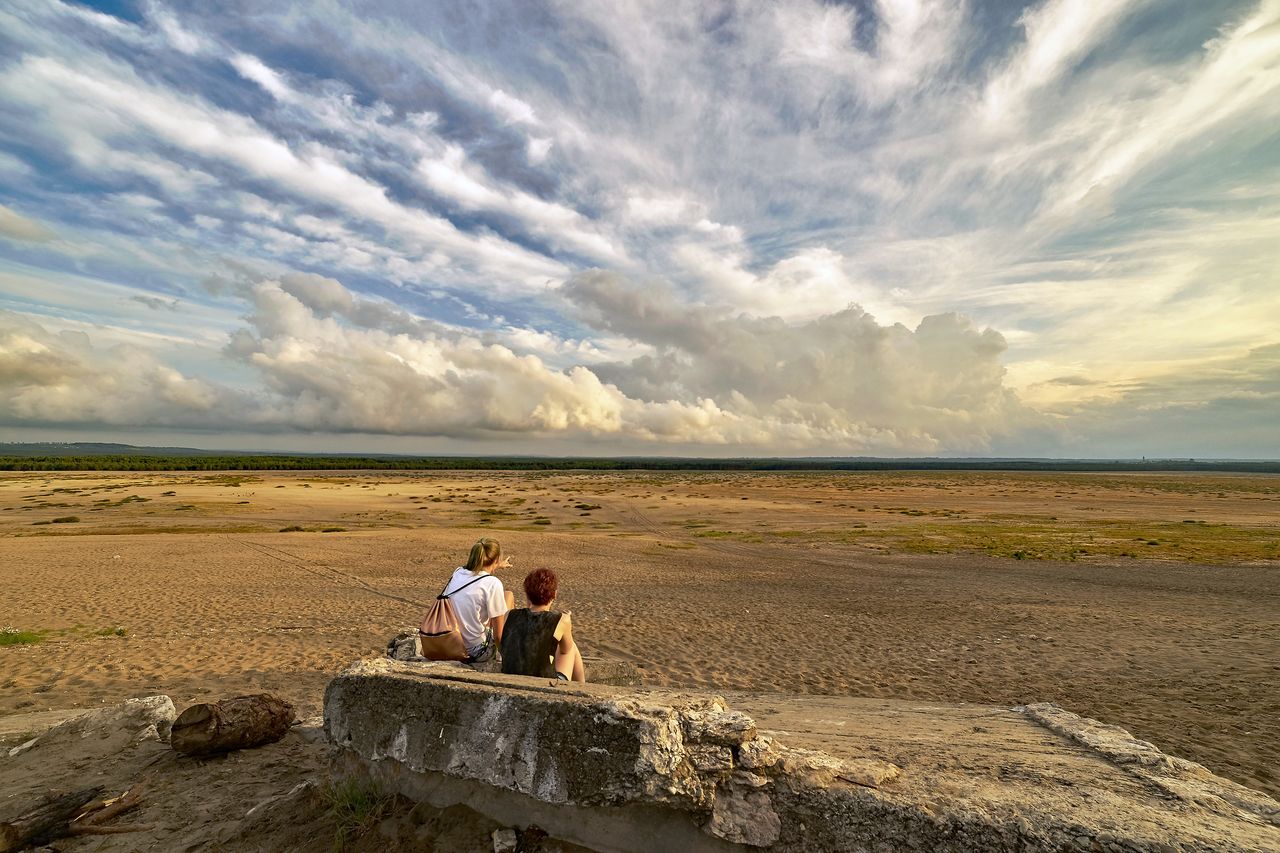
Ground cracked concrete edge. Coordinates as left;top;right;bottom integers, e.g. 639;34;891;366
1017;702;1279;828
325;659;913;849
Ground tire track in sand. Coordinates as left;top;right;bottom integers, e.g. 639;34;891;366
225;536;430;609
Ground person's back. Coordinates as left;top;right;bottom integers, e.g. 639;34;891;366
425;538;513;664
500;568;586;682
443;566;506;655
500;608;562;678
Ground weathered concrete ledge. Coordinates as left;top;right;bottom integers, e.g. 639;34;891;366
325;658;1279;852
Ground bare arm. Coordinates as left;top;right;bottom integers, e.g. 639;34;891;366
489;589;516;644
555;612;574;656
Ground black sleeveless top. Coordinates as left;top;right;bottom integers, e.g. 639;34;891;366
500;609;563;678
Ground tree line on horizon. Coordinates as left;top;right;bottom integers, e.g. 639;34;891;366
2;455;1278;474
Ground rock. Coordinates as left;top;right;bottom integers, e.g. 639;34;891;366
705;785;781;847
682;706;756;747
19;696;175;755
6;738;38;758
737;735;780;770
835;758;900;789
492;827;517;852
688;744;734;774
387;631;424;662
292;714;327;745
774;747;848;787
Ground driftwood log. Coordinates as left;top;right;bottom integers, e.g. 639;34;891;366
0;787;101;852
171;694;295;756
69;780;148;835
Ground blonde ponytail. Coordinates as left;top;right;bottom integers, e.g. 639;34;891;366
464;538;502;574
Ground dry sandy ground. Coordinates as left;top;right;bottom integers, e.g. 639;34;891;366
1;469;1277;805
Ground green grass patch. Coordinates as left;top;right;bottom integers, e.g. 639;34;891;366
694;529;763;542
774;519;1280;563
325;779;393;851
1;628;46;646
279;525;306;532
96;626;127;637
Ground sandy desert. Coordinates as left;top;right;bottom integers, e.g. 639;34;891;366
1;469;1277;800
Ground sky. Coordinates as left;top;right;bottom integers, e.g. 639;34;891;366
0;0;1277;458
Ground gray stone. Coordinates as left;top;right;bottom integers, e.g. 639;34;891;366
19;695;176;754
492;827;518;852
7;736;39;758
707;784;781;847
293;714;328;745
684;706;756;747
737;735;780;771
387;631;423;662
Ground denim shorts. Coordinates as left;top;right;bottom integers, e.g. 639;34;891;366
466;627;495;664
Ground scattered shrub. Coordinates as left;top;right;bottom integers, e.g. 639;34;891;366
321;527;346;533
279;525;306;533
0;627;45;646
325;780;392;851
51;516;80;523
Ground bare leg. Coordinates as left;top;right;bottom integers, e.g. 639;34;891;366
504;590;515;609
555;641;586;682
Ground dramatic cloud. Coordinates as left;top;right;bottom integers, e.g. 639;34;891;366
0;0;1276;455
0;311;228;426
1;274;1033;453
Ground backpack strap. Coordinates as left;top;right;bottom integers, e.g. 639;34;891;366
439;574;489;600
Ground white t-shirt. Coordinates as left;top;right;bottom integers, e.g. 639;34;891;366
443;568;509;652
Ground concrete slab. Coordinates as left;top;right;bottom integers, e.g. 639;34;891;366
326;658;1280;852
731;693;1279;848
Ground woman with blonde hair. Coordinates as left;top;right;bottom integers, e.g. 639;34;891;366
438;538;515;664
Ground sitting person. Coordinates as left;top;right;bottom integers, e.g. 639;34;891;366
500;568;586;682
436;538;515;665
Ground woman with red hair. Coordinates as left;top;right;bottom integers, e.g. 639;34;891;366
500;568;586;682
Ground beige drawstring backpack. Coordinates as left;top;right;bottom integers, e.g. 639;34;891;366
418;574;487;660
